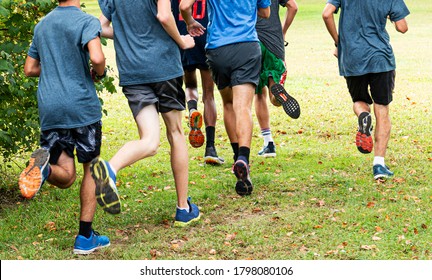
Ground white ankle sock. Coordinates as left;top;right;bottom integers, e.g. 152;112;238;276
177;206;190;213
373;156;385;166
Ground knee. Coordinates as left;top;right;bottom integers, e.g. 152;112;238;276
142;139;159;157
56;174;76;189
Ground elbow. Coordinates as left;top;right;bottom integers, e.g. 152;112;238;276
322;12;331;22
91;54;105;67
157;12;171;26
397;26;408;34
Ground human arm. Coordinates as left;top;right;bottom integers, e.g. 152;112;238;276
322;3;338;57
282;0;298;40
87;36;106;80
179;0;205;37
258;6;270;19
24;56;41;77
99;14;114;39
157;0;195;49
394;18;408;33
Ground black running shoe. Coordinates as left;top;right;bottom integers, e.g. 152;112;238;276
233;160;253;196
270;84;300;119
204;146;225;165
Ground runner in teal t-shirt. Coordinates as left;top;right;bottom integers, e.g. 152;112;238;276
323;0;410;180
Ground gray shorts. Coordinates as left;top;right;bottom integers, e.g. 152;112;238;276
123;76;186;117
40;121;102;164
206;42;261;90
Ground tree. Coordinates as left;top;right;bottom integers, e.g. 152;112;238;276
0;0;116;166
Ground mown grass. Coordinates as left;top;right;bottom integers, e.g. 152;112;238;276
0;0;431;260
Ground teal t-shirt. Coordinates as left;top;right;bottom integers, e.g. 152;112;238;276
328;0;410;76
98;0;183;86
28;6;102;131
206;0;271;49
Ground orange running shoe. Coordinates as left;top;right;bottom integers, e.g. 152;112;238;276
356;112;373;154
19;148;50;199
188;110;204;148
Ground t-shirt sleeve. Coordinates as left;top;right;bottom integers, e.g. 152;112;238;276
258;0;271;9
98;0;113;21
389;0;410;22
81;17;102;50
327;0;341;14
27;37;39;60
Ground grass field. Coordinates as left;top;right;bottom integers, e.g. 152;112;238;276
0;0;431;260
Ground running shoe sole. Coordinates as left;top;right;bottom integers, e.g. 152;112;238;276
270;84;301;119
90;158;121;215
204;156;225;165
73;243;110;255
173;214;201;228
356;112;373;154
19;148;50;199
233;160;253;196
188;111;204;148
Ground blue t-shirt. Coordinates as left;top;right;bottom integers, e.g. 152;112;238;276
28;6;102;131
206;0;271;49
328;0;410;76
99;0;183;86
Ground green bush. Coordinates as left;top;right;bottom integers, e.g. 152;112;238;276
0;0;116;164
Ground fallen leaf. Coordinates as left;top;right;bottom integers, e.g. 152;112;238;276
209;249;217;255
225;233;237;241
414;228;419;235
372;236;382;241
375;226;383;233
367;202;375;208
252;208;262;213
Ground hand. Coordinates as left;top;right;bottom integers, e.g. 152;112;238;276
186;20;205;37
333;47;338;58
90;67;106;83
180;34;195;50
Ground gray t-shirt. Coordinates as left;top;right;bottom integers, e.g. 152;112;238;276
256;0;288;60
328;0;410;77
98;0;183;86
28;6;102;131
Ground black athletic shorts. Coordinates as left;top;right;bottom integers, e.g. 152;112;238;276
345;70;395;105
122;76;186;116
206;42;261;90
40;120;102;164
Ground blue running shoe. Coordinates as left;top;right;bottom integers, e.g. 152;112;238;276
233;159;253;196
373;164;394;180
19;148;50;199
90;157;121;214
174;197;200;227
73;230;110;255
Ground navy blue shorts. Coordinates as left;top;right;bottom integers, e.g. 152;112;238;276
40;121;102;164
345;70;395;105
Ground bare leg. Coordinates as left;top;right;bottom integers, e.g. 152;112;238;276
232;84;255;148
184;70;199;105
200;69;217;127
255;86;270;132
219;87;237;143
108;105;161;172
161;110;189;209
79;162;97;222
47;151;76;189
373;103;391;158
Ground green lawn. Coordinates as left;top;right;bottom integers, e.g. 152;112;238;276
0;0;431;260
